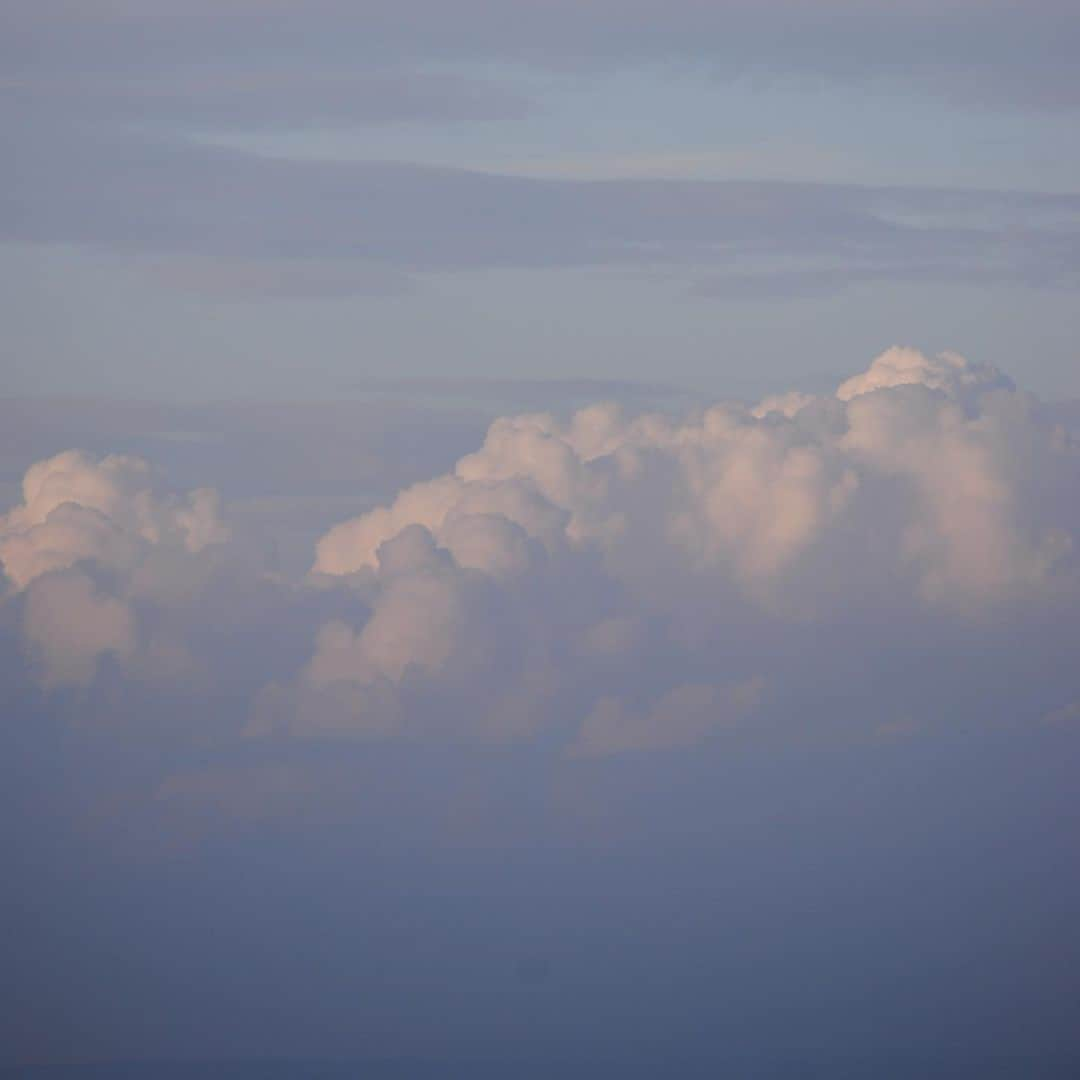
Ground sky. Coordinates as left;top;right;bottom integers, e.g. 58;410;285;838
3;0;1080;399
3;4;1080;1076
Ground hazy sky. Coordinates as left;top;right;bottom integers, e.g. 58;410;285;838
4;346;1080;1072
4;5;1080;1076
3;0;1079;399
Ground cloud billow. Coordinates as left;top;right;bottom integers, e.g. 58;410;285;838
4;345;1080;1071
4;347;1077;761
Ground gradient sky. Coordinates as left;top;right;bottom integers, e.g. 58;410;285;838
3;0;1079;400
4;6;1080;1076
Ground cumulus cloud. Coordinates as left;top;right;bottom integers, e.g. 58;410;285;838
0;449;228;592
0;450;231;687
835;346;1014;404
313;346;1071;601
21;569;136;690
3;358;1079;1080
3;348;1079;757
248;346;1080;754
750;391;815;420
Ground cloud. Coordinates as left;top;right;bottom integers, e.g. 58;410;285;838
5;131;1079;290
835;346;1014;403
0;449;231;687
312;347;1072;599
750;391;816;419
21;569;136;690
0;449;228;592
3;348;1079;756
3;345;1080;1069
246;346;1080;753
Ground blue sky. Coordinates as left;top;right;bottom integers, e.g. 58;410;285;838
3;0;1079;399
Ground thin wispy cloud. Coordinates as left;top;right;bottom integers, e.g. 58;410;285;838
6;131;1079;295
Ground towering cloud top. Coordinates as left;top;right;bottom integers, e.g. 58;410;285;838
314;348;1070;608
252;347;1080;751
2;349;1079;756
835;346;1015;404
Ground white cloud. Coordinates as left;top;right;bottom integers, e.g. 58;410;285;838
835;346;1012;404
4;348;1079;757
750;391;815;420
312;347;1072;607
0;450;228;592
270;347;1080;750
0;450;231;687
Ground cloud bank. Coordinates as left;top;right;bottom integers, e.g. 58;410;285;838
5;2;1077;312
4;346;1080;1069
3;347;1078;759
7;133;1079;295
